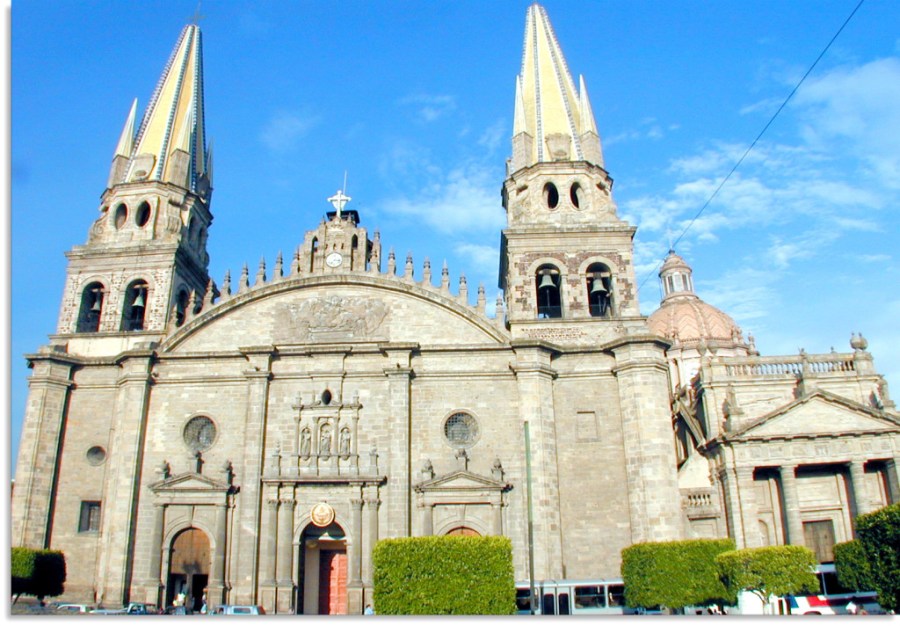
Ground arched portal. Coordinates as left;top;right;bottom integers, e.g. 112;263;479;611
167;527;211;613
446;526;481;536
298;521;347;615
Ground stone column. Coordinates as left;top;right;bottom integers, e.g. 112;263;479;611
719;466;746;547
277;498;295;584
492;500;503;536
276;497;295;614
849;460;872;518
421;503;434;535
887;458;900;504
208;502;229;606
10;356;74;548
611;340;682;544
261;498;278;585
98;352;155;604
363;496;380;585
511;343;564;580
383;351;413;536
145;503;166;605
779;465;804;545
350;499;364;584
233;350;273;604
736;466;760;548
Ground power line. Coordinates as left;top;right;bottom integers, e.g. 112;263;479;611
637;0;866;294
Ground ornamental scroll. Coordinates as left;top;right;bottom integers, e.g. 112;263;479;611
274;296;389;343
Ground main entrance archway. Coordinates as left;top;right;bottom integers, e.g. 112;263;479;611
167;527;210;612
298;522;347;615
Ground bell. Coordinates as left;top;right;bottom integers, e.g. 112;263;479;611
90;291;103;311
538;273;556;290
133;289;145;309
590;277;608;295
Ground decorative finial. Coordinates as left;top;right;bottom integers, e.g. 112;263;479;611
189;1;205;25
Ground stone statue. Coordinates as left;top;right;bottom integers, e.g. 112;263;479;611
319;425;332;457
300;428;311;457
339;428;351;456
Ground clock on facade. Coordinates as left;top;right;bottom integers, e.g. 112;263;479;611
325;252;343;268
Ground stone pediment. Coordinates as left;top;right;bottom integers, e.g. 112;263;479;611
729;391;900;441
150;472;233;494
414;470;510;493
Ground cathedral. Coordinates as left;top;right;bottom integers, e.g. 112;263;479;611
11;4;900;615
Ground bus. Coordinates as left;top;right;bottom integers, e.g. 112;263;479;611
515;579;650;615
783;564;882;615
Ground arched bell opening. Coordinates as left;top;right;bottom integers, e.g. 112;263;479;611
298;521;348;616
167;527;211;613
585;262;613;318
535;264;562;319
76;281;105;333
121;280;149;331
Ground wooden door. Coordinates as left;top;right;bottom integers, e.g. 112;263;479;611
803;520;836;563
317;550;347;615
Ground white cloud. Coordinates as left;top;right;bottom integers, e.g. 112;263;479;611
398;93;457;123
454;243;499;272
259;110;320;152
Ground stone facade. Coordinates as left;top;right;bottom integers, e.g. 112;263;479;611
12;5;900;616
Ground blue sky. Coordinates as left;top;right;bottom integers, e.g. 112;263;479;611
10;0;900;476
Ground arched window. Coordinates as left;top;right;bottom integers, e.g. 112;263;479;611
543;182;559;210
570;182;583;209
121;280;149;331
113;204;128;230
586;262;613;318
310;237;318;273
174;289;189;327
535;264;562;319
77;282;105;332
351;235;358;271
136;201;151;228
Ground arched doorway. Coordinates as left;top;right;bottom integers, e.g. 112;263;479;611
446;526;481;536
298;522;347;615
167;527;210;612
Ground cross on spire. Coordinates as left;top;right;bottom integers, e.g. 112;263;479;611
189;1;205;24
328;189;352;217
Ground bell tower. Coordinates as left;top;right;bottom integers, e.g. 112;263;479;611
56;23;213;350
499;4;640;328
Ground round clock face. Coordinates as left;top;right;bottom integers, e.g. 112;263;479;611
325;252;343;268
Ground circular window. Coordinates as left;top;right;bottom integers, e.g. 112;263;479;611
86;446;107;466
443;412;479;448
114;204;128;229
136;202;151;227
183;416;217;452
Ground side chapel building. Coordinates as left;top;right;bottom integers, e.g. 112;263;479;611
12;4;900;615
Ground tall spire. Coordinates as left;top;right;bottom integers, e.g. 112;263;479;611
511;3;603;172
116;23;210;198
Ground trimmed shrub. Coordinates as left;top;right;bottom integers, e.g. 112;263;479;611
716;545;817;605
622;538;736;610
834;540;876;593
855;502;900;612
372;535;515;615
10;547;66;601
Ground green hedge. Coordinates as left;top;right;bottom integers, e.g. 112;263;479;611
855;503;900;612
11;547;66;600
716;545;817;604
372;535;515;615
834;540;875;593
621;538;736;609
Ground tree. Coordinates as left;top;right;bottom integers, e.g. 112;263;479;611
854;502;900;612
716;545;817;612
11;548;66;603
834;540;876;593
373;536;515;615
621;538;736;611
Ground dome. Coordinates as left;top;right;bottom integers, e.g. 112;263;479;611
647;295;743;345
648;249;744;345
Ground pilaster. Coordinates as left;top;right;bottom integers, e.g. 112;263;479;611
779;464;804;545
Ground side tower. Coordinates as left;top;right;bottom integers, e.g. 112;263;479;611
499;4;638;328
57;23;213;350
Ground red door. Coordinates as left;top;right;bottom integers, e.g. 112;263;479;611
317;550;347;615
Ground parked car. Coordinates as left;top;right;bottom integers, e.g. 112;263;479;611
211;605;266;615
90;602;157;615
55;603;94;613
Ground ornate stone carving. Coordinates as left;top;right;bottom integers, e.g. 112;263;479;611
274;296;389;343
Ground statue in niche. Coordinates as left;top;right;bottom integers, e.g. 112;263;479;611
339;428;351;457
300;428;311;458
319;425;332;457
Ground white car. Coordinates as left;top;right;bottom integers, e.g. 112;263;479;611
55;603;94;613
212;605;266;615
